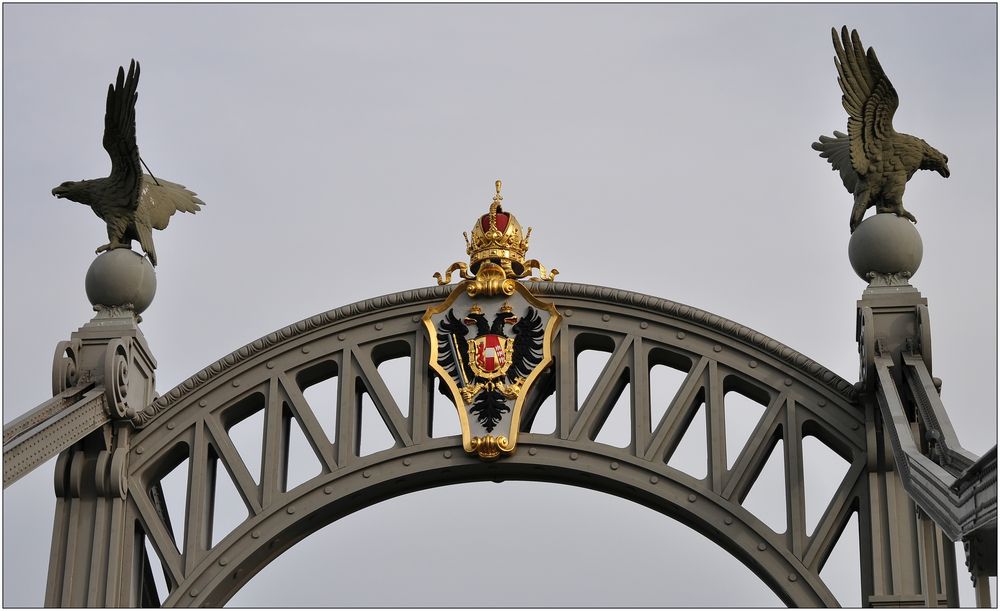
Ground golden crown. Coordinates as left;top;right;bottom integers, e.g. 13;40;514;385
434;180;558;295
464;180;531;276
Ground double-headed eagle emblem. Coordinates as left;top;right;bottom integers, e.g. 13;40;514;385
436;303;545;432
424;181;559;460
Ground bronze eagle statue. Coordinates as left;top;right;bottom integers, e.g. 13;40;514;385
52;60;204;266
812;27;950;232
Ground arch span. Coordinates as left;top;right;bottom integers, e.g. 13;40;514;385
123;282;868;606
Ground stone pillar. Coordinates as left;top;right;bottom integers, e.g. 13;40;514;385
851;215;959;607
45;250;157;606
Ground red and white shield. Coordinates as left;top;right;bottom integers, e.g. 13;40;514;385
473;334;507;373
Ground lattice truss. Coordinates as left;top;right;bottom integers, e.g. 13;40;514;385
110;285;876;606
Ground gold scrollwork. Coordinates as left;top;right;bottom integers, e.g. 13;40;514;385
458;377;525;405
465;262;516;297
469;434;513;460
521;259;559;282
434;261;473;286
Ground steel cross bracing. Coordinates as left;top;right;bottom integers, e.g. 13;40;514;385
36;283;863;606
9;281;994;607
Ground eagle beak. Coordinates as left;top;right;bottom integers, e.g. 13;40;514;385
51;185;69;198
939;166;951;178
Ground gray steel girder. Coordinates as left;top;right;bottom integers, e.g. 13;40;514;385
116;282;866;607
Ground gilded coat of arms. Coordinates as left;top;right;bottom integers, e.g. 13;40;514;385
423;181;559;460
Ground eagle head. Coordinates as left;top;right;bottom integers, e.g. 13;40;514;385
919;141;950;178
52;180;96;206
52;180;79;199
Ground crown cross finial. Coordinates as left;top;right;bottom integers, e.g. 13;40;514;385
489;179;503;228
432;180;559;289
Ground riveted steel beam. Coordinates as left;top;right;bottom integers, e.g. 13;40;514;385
3;384;105;488
112;283;869;607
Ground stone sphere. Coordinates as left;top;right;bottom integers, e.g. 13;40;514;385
848;213;923;281
85;249;156;313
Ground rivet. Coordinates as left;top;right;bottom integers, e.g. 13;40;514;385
610;462;619;470
266;361;275;369
570;452;578;461
287;506;295;514
362;470;371;478
199;400;207;407
818;399;827;407
713;345;722;353
528;447;537;456
640;321;648;329
190;589;199;598
135;447;144;455
564;309;573;317
788;574;798;582
232;380;240;387
783;378;793;387
375;323;384;331
749;360;758;368
251;530;260;539
301;347;310;354
676;331;686;339
219;557;228;566
402;458;411;466
324;485;333;494
166;422;175;430
757;543;767;551
649;476;659;484
687;494;696;503
724;517;733;525
337;333;345;340
852;423;860;430
412;315;421;323
443;450;452;459
602;314;611;322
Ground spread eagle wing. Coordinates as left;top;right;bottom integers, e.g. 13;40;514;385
437;310;474;383
141;176;206;230
102;60;142;212
812;130;860;194
508;307;545;382
832;26;899;177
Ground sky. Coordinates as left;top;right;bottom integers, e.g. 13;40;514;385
2;3;997;607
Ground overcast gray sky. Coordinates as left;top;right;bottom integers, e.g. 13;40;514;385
2;3;996;607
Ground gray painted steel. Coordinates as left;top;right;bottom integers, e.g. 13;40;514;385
123;283;868;606
10;280;995;607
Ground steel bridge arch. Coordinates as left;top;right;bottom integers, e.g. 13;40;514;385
118;282;870;607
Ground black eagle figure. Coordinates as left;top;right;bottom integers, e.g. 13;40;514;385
51;60;204;266
436;306;546;433
507;307;544;383
812;27;949;232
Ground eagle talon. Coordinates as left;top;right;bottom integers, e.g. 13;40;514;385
95;242;130;255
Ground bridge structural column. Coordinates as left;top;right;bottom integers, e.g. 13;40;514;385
43;252;159;607
857;277;958;607
852;214;960;607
